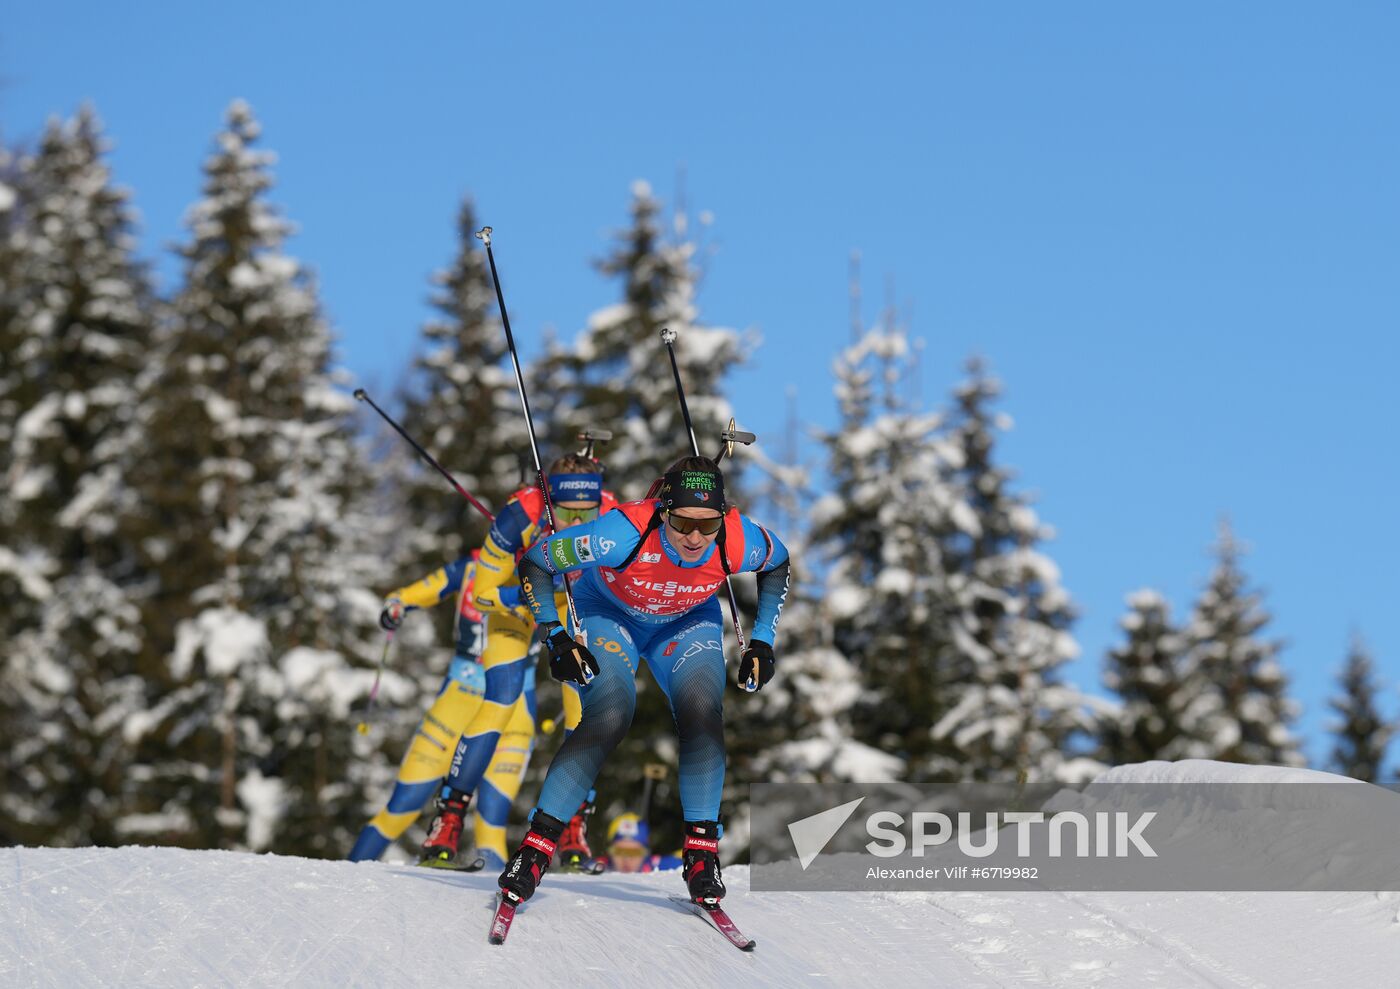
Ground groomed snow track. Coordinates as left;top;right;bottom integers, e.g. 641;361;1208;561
3;843;1396;987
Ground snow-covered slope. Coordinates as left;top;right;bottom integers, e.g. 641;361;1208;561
5;763;1399;988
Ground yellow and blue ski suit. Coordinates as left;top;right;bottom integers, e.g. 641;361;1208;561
436;487;617;825
348;551;536;863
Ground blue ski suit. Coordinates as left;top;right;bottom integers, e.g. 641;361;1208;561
518;499;791;823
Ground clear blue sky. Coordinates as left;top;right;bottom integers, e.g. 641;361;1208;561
5;2;1398;768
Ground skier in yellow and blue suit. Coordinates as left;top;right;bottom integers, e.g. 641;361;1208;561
413;454;619;869
346;549;534;865
349;455;615;868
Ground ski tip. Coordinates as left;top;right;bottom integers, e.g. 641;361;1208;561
667;895;757;951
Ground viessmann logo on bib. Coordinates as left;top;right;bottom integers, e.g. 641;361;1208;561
628;577;723;600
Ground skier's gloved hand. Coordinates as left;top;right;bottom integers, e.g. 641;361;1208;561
739;640;775;692
379;597;405;632
543;623;600;685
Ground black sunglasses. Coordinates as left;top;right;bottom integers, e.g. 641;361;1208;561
665;511;723;536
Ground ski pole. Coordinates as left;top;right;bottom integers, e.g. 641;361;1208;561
657;335;755;465
475;226;586;651
663;328;701;453
354;388;496;522
357;631;394;735
658;328;754;688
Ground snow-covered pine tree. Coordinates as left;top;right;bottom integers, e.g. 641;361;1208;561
1327;632;1391;782
929;358;1100;784
1099;590;1190;766
0;138;26;846
395;197;523;578
373;196;533;711
724;570;903;857
1175;520;1304;767
123;101;386;854
742;559;904;787
711;411;899;836
0;137;25;474
560;180;744;495
524;326;583;467
0;107;155;845
810;320;960;781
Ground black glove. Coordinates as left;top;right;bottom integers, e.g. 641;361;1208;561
379;597;405;632
738;640;775;692
544;624;600;686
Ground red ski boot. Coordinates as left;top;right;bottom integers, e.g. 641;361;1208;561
418;792;470;867
556;797;595;871
498;811;566;904
682;820;726;904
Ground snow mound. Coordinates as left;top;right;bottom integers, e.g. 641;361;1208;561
1095;759;1358;786
5;827;1400;987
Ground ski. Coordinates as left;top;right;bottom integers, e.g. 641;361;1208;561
487;893;520;945
669;895;757;952
417;854;486;873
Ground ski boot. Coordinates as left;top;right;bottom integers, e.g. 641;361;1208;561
682;820;726;905
555;796;595;871
498;811;566;904
418;790;470;867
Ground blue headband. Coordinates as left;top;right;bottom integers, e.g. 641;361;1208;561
549;472;603;503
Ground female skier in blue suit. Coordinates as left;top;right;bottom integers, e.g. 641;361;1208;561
497;455;791;908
